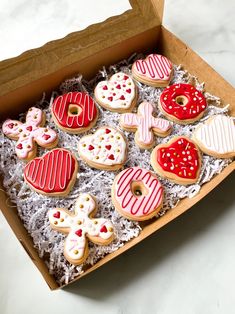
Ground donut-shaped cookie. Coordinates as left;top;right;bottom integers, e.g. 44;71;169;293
51;92;98;133
159;83;207;124
112;167;163;221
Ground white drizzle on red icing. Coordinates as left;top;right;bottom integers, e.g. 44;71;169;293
160;83;207;120
78;127;126;166
2;107;57;159
52;92;98;129
95;72;136;110
120;102;171;146
115;167;163;217
133;54;172;80
48;193;114;262
193;115;235;155
24;149;77;193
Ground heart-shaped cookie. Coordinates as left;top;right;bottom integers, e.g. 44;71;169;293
94;72;137;113
132;54;173;87
193;115;235;158
78;127;127;171
151;137;201;185
24;148;78;196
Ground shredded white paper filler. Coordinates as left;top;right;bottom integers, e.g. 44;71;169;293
0;53;232;285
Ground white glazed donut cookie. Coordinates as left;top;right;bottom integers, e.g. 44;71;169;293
112;167;164;221
49;193;114;265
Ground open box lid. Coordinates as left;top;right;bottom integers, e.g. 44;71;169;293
0;0;164;98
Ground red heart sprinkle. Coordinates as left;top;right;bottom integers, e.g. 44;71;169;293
126;89;131;93
124;75;129;80
42;134;51;141
88;145;94;150
108;96;113;101
113;93;116;96
75;229;82;237
123;84;126;87
116;84;121;89
105;129;111;134
26;126;33;131
102;85;108;90
53;211;60;219
16;143;23;149
8;123;14;129
120;95;125;100
105;145;111;150
108;154;115;160
100;225;107;233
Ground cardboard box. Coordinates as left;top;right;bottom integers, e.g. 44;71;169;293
0;0;234;290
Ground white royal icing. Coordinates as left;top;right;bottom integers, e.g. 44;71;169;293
78;127;127;166
194;115;235;155
95;72;135;110
49;193;114;261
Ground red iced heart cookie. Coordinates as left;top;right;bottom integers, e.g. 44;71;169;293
94;72;137;113
151;137;201;185
132;54;173;87
24;148;78;196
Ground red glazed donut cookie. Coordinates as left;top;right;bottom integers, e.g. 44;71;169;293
158;83;207;124
112;167;164;221
51;92;98;133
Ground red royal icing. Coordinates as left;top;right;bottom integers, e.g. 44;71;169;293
100;225;107;233
160;84;207;120
24;149;77;193
26;126;33;131
42;134;51;141
155;137;200;179
16;143;23;149
53;211;61;219
52;92;98;129
75;229;82;237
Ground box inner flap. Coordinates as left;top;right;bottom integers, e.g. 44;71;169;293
0;0;164;97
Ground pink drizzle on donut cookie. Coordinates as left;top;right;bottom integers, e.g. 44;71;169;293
52;92;98;129
115;167;163;217
24;148;77;194
160;83;207;120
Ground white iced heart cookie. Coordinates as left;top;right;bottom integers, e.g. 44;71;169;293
193;115;235;158
78;127;127;171
94;72;137;113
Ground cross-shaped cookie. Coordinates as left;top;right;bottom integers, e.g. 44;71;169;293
120;102;172;149
49;193;115;265
2;107;58;161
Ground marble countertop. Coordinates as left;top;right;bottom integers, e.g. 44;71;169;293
0;1;234;313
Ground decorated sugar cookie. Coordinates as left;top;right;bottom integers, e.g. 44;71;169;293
49;193;114;265
2;107;58;161
78;127;127;171
151;137;201;185
159;83;207;124
132;54;173;87
193;115;235;158
112;167;164;221
51;92;98;133
120;102;172;149
24;148;78;196
94;72;137;113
